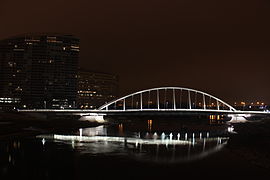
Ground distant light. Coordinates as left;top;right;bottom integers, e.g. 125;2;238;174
79;128;83;137
42;138;45;145
169;133;173;140
228;126;234;133
9;155;12;162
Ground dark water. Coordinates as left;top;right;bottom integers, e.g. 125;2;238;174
1;117;270;179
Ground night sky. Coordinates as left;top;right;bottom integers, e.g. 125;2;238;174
1;0;270;104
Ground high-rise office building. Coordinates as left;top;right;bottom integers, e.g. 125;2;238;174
77;70;118;109
0;33;79;109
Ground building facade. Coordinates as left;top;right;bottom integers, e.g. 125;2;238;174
0;33;79;109
77;70;118;109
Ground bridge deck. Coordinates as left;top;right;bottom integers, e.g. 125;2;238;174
17;109;270;115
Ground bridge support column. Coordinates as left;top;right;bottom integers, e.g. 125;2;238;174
157;89;160;110
131;95;133;109
180;89;182;109
188;91;191;109
140;93;143;110
173;89;176;110
203;94;206;110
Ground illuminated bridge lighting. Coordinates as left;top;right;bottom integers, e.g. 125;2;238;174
17;87;270;122
36;133;230;163
37;134;229;146
98;87;236;112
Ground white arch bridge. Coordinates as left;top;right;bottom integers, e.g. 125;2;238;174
18;87;270;121
98;87;236;112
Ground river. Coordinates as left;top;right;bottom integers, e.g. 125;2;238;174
0;116;270;179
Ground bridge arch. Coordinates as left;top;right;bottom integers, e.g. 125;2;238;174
98;87;236;112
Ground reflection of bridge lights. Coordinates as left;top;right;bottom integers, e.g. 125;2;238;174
72;140;75;149
43;134;195;145
118;123;124;135
42;138;46;145
177;133;180;140
80;125;107;136
147;120;152;131
169;133;173;140
153;132;158;140
161;132;165;140
37;134;229;164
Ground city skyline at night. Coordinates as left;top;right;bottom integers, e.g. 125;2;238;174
0;33;80;109
0;33;120;110
0;0;269;104
1;1;270;179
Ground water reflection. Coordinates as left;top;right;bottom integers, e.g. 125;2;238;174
1;118;269;179
37;120;231;163
81;125;107;136
0;140;22;177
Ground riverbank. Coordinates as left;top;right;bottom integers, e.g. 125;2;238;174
0;112;102;139
227;119;270;169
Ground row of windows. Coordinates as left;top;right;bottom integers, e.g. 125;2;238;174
0;97;21;103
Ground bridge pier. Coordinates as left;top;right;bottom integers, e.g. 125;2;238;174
78;113;105;123
228;114;249;123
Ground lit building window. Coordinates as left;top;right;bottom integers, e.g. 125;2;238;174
15;86;23;92
8;62;16;67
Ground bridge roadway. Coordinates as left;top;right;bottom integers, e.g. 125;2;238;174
17;108;270;121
